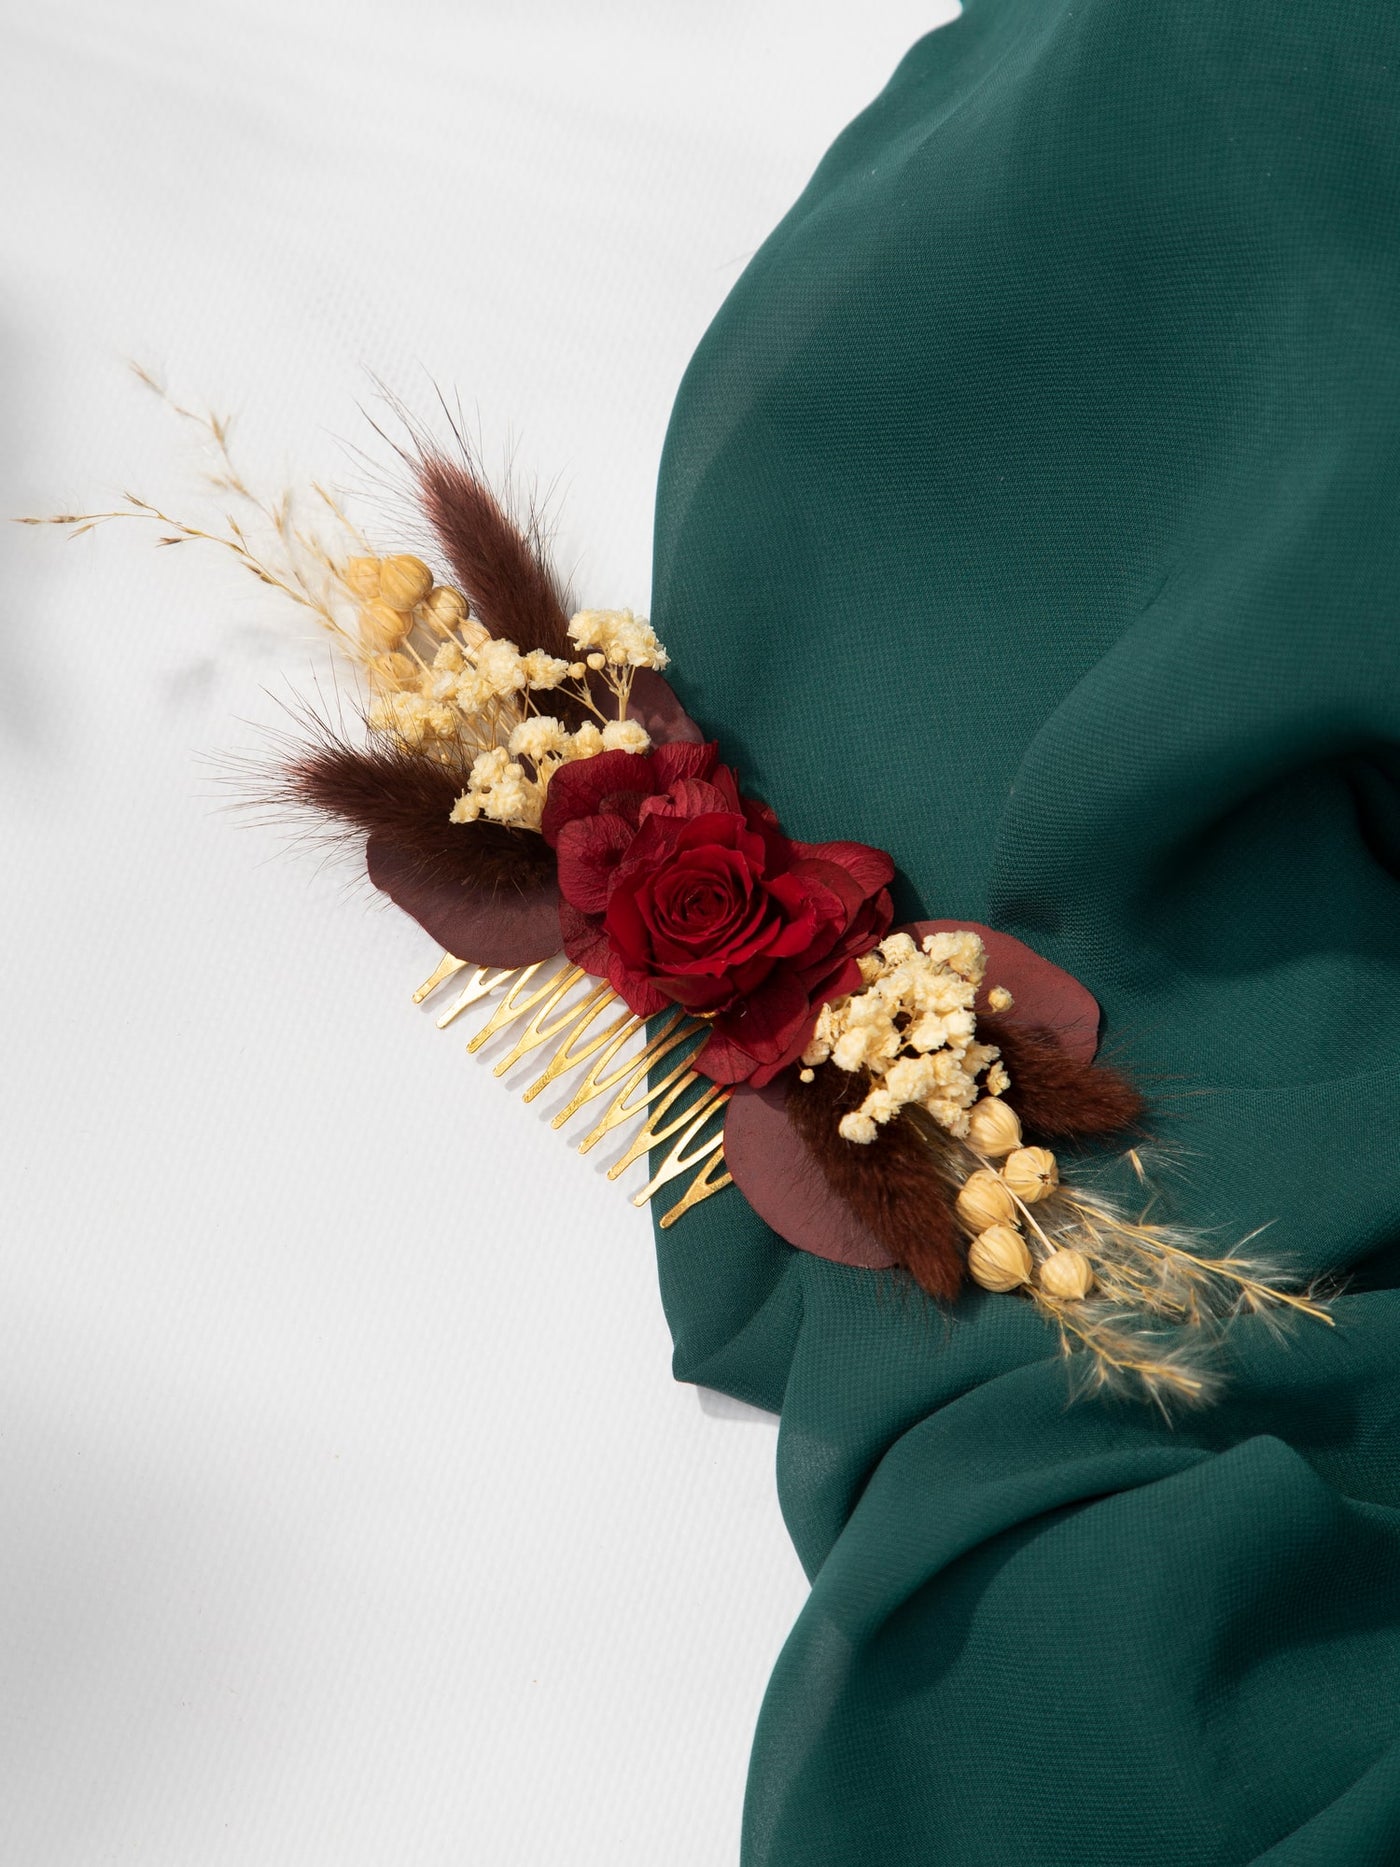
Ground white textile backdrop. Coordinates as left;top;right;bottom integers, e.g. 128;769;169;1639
1;5;955;1861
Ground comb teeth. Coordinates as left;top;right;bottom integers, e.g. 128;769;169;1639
414;952;733;1227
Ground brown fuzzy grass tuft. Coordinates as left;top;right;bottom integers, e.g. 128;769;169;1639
979;1015;1144;1141
261;708;556;898
785;1064;966;1301
415;452;572;660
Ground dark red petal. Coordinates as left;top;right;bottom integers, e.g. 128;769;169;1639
604;882;655;969
650;740;721;786
671;810;752;855
796;955;862;1019
553;813;637;915
540;750;656;845
759;881;821;961
793;889;894;984
785;854;868;923
796;840;896;896
693;970;811;1084
744;962;864;1088
730;952;782;997
741;796;796;871
557;899;614;977
651;918;778;975
639;777;737;823
651;970;739;1012
605;951;673;1017
646;859;768;961
609;810;686;883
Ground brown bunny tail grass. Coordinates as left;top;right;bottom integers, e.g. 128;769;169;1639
979;1015;1144;1141
786;1064;965;1301
415;452;573;660
278;721;557;896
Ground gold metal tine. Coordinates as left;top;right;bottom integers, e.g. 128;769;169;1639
607;1077;728;1183
412;951;470;1005
415;947;725;1231
550;1009;683;1131
659;1154;733;1228
576;1024;708;1155
435;964;521;1029
522;993;635;1105
466;961;582;1054
493;976;616;1080
630;1091;732;1205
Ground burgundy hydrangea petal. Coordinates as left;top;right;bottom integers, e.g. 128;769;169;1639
553;812;637;915
558;897;615;977
723;1079;897;1271
540;750;655;845
745;956;865;1087
785;854;868;924
820;890;894;978
548;738;719;846
366;833;563;969
673;810;766;865
639;777;738;823
651;969;742;1013
605;951;673;1017
608;807;755;892
606;809;684;885
649;740;721;787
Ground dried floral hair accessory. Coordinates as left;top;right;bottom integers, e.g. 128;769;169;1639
35;380;1332;1410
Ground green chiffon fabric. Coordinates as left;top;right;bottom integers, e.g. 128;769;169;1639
647;6;1400;1862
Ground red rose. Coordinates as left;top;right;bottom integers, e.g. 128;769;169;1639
540;742;893;1086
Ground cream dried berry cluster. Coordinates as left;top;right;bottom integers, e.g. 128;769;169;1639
953;1105;1094;1300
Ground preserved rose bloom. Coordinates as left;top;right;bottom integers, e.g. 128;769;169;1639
541;741;893;1086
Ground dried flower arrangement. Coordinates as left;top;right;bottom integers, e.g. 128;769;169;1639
29;374;1331;1410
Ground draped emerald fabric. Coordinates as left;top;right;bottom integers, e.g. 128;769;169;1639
648;6;1400;1862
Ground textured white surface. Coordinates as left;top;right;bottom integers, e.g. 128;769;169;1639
1;5;955;1861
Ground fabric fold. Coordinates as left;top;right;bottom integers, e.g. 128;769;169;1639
649;2;1400;1859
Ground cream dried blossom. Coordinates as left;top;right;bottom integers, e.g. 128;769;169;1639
521;649;572;690
805;930;1009;1144
332;549;669;827
369;691;439;745
474;638;527;697
508;715;571;762
452;667;497;714
482;766;536;826
600;719;652;753
566;608;669;671
450;747;545;831
23;379;672;832
568;721;605;760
